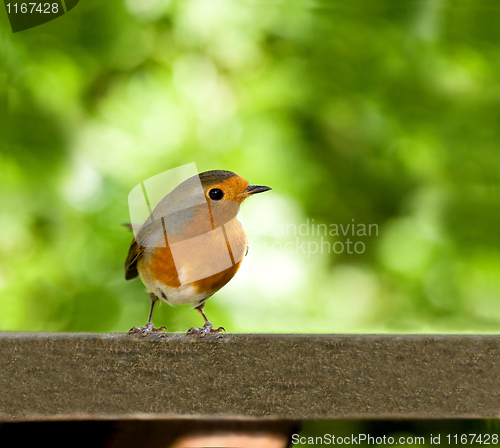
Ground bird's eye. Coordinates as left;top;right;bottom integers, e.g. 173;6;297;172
208;188;224;200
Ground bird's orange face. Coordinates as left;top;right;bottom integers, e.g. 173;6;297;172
198;172;271;233
203;174;271;205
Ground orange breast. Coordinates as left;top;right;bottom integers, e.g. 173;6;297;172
143;216;247;297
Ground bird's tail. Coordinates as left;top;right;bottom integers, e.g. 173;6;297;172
122;223;134;232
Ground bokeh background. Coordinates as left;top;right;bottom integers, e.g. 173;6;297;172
1;0;500;335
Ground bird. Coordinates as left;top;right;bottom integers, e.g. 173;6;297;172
125;170;271;336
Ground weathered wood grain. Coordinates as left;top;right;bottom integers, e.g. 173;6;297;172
0;333;498;421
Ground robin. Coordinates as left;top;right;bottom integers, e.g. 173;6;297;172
125;170;271;336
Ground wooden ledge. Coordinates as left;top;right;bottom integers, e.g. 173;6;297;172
0;333;498;421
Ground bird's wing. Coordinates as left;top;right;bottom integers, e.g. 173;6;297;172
124;217;166;280
124;238;144;280
123;173;216;280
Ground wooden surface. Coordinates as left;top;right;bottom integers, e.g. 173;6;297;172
0;332;499;422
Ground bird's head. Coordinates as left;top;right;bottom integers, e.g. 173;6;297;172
200;170;271;205
138;170;271;245
198;170;271;229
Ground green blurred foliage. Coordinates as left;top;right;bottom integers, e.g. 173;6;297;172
1;0;499;333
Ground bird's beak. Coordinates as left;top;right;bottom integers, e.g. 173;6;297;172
242;184;272;196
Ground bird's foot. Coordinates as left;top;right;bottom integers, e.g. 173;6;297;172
187;321;226;338
128;322;167;337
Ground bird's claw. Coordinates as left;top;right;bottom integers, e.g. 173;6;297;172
128;323;167;337
187;321;226;337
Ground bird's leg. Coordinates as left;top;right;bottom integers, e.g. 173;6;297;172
187;304;226;337
129;293;167;336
